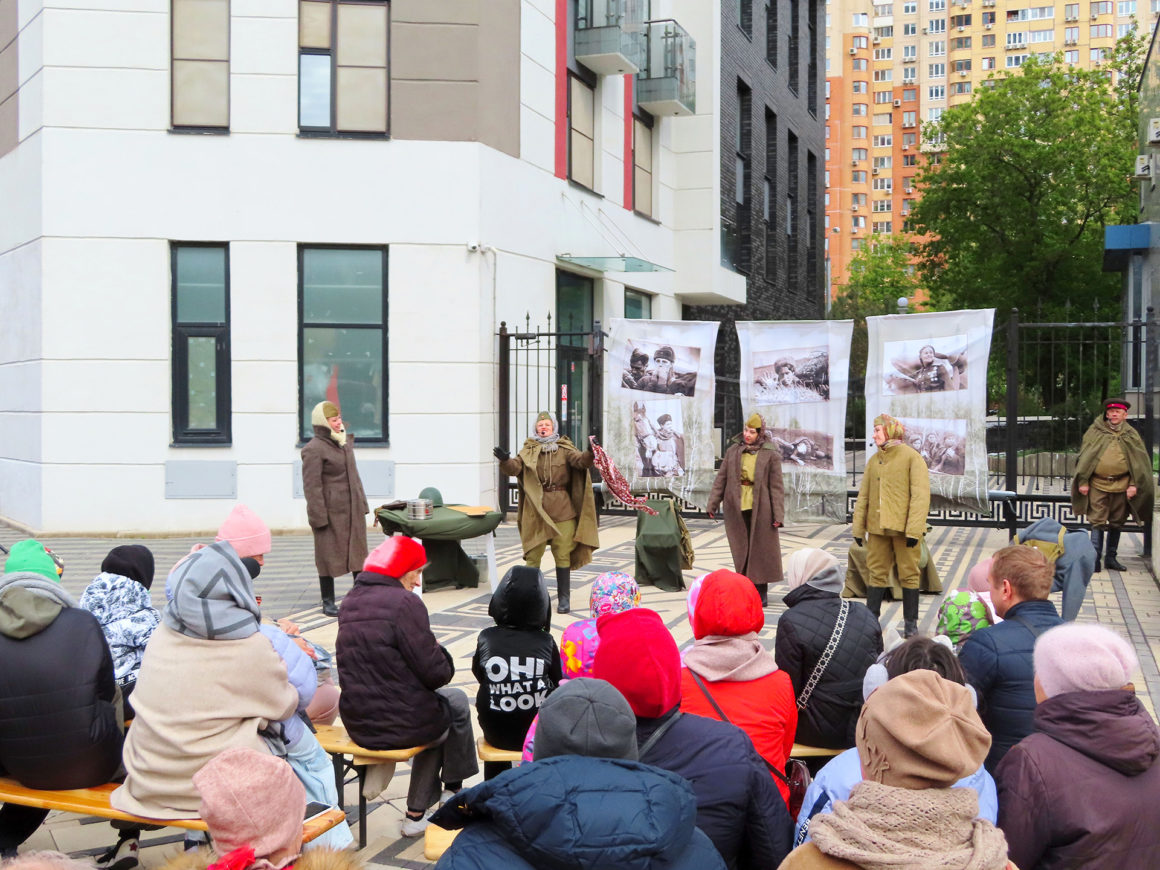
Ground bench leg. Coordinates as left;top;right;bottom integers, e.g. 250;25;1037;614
356;766;366;850
331;753;344;809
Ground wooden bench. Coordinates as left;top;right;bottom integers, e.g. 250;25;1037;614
476;737;522;765
790;743;844;759
0;777;346;844
424;823;461;861
314;724;432;848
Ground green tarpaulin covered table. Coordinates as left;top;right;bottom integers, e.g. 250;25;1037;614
635;499;694;592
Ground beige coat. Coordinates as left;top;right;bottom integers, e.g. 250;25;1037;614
302;426;369;577
779;843;1019;870
853;442;930;541
111;626;299;819
707;442;785;585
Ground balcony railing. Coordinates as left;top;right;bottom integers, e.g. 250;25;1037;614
636;19;696;117
575;0;647;75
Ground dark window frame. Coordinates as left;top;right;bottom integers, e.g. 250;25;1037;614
171;242;232;445
297;244;390;446
624;287;653;319
297;0;391;139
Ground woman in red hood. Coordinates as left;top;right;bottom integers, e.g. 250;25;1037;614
680;570;797;807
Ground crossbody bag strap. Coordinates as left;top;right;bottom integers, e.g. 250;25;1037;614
1005;613;1047;640
690;670;790;786
797;599;850;711
638;712;682;759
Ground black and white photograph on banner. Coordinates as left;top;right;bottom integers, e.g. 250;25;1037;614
620;340;699;397
899;417;968;476
883;338;969;395
770;427;835;470
753;347;831;403
631;399;686;478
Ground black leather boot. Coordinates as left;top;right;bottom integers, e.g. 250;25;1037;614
319;575;338;617
902;587;920;638
555;568;571;614
755;583;769;607
1091;528;1104;574
865;585;887;619
1105;529;1127;571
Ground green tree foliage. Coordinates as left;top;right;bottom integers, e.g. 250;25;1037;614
911;34;1146;322
829;234;921;434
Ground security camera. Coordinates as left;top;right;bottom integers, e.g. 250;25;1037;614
466;242;481;252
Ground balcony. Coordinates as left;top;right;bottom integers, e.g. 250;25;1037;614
575;0;646;75
636;19;696;116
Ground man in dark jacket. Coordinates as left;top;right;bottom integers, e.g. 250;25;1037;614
336;536;478;837
0;541;123;857
960;544;1062;772
997;623;1160;869
593;608;793;870
431;679;726;870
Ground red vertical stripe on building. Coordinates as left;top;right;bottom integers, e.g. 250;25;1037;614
623;74;634;210
554;0;569;179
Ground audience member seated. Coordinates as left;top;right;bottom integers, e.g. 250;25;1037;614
520;570;639;762
79;545;160;717
1013;516;1096;622
472;566;561;778
680;569;798;807
774;549;883;750
431;679;726;870
110;542;299;825
936;556;997;650
795;636;998;845
996;623;1160;869
780;670;1014;870
0;541;123;859
336;536;478;838
959;545;1062;772
594;608;793;869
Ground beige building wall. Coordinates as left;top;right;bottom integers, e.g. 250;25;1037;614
390;0;521;158
825;0;1158;301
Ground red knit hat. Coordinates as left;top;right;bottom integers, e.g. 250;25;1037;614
364;535;427;578
692;569;764;639
215;505;272;559
593;608;681;718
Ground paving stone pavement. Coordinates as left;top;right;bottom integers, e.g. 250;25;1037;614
6;516;1158;869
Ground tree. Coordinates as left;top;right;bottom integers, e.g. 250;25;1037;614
911;34;1146;322
829;234;921;434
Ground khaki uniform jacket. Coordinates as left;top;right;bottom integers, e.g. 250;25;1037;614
707;441;785;585
302;425;369;577
853;442;930;540
1071;415;1154;523
500;437;599;569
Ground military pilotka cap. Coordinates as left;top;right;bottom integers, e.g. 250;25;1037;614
1105;398;1131;411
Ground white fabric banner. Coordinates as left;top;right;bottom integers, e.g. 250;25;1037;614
737;320;855;523
865;309;995;514
604;318;720;509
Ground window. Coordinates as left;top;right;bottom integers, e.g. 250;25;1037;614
929;84;945;99
872;155;892;169
874;47;892;60
1029;28;1053;43
872;198;892;212
1090;24;1113;37
853;35;869;48
982;33;995;46
928;18;946;32
951;36;971;49
624;288;652;319
1007;32;1027;47
951;80;971;94
902;110;917;125
852;125;868;138
875;25;894;37
872;176;893;191
766;0;778;67
852;192;868;205
738;0;752;36
299;0;389;134
902;130;917;145
1118;0;1136;13
874;3;893;14
902;88;916;101
852;147;868;160
903;152;918;166
852;80;869;92
299;246;388;442
1091;1;1112;13
1117;23;1136;37
874;91;893;103
1006;53;1028;67
903;44;917;59
1065;3;1080;17
953;58;971;72
852;103;869;115
929;40;945;56
1091;46;1111;61
172;244;230;444
981;56;995;69
927;106;943;122
928;0;945;9
852;170;868;182
929;62;945;77
1064;50;1079;64
872;112;892;125
1064;26;1079;41
633;117;653;217
853;12;869;25
982;11;996;24
873;133;892;146
852;215;866;230
903;1;916;12
951;13;971;27
903;22;917;34
569;75;595;189
852;58;868;70
903;176;915;192
172;0;230;128
902;66;916;81
872;221;893;233
873;68;893;81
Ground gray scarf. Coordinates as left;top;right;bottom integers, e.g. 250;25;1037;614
534;412;562;452
163;541;260;640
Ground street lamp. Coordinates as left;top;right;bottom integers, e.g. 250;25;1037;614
897;296;910;315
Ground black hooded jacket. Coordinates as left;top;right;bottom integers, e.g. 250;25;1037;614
472;567;562;750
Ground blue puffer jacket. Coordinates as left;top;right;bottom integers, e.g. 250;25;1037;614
259;624;316;746
1016;517;1096;622
959;598;1062;771
429;755;726;870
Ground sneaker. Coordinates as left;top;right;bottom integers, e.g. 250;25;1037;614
400;814;429;838
96;836;139;870
437;789;456;807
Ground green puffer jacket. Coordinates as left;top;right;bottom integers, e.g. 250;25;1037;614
853;442;931;540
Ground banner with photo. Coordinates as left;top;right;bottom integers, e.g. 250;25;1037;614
604;318;720;510
737;320;854;523
865;309;995;514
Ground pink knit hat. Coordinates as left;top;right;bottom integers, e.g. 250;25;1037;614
1035;623;1137;699
193;747;305;870
967;557;993;594
215;505;272;559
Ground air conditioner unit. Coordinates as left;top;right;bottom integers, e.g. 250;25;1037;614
1148;118;1160;145
1065;38;1076;45
894;99;902;107
852;159;861;167
1092;11;1100;18
1134;155;1152;180
985;23;992;29
903;144;911;150
957;25;965;31
921;26;927;34
903;56;915;63
872;167;880;175
852;204;859;212
1066;14;1078;21
873;36;881;44
850;47;857;55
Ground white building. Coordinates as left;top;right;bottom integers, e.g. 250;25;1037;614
0;0;819;533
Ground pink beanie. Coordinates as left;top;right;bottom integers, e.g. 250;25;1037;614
216;505;273;559
967;557;993;595
1035;623;1137;699
193;747;304;870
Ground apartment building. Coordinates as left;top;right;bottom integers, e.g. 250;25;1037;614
0;0;822;533
824;0;1158;301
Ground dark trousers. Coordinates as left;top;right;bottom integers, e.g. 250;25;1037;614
0;804;50;853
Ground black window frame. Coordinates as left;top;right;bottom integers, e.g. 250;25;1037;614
171;242;232;445
297;244;390;445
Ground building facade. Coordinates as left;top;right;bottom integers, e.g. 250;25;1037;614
0;0;823;533
825;0;1159;301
